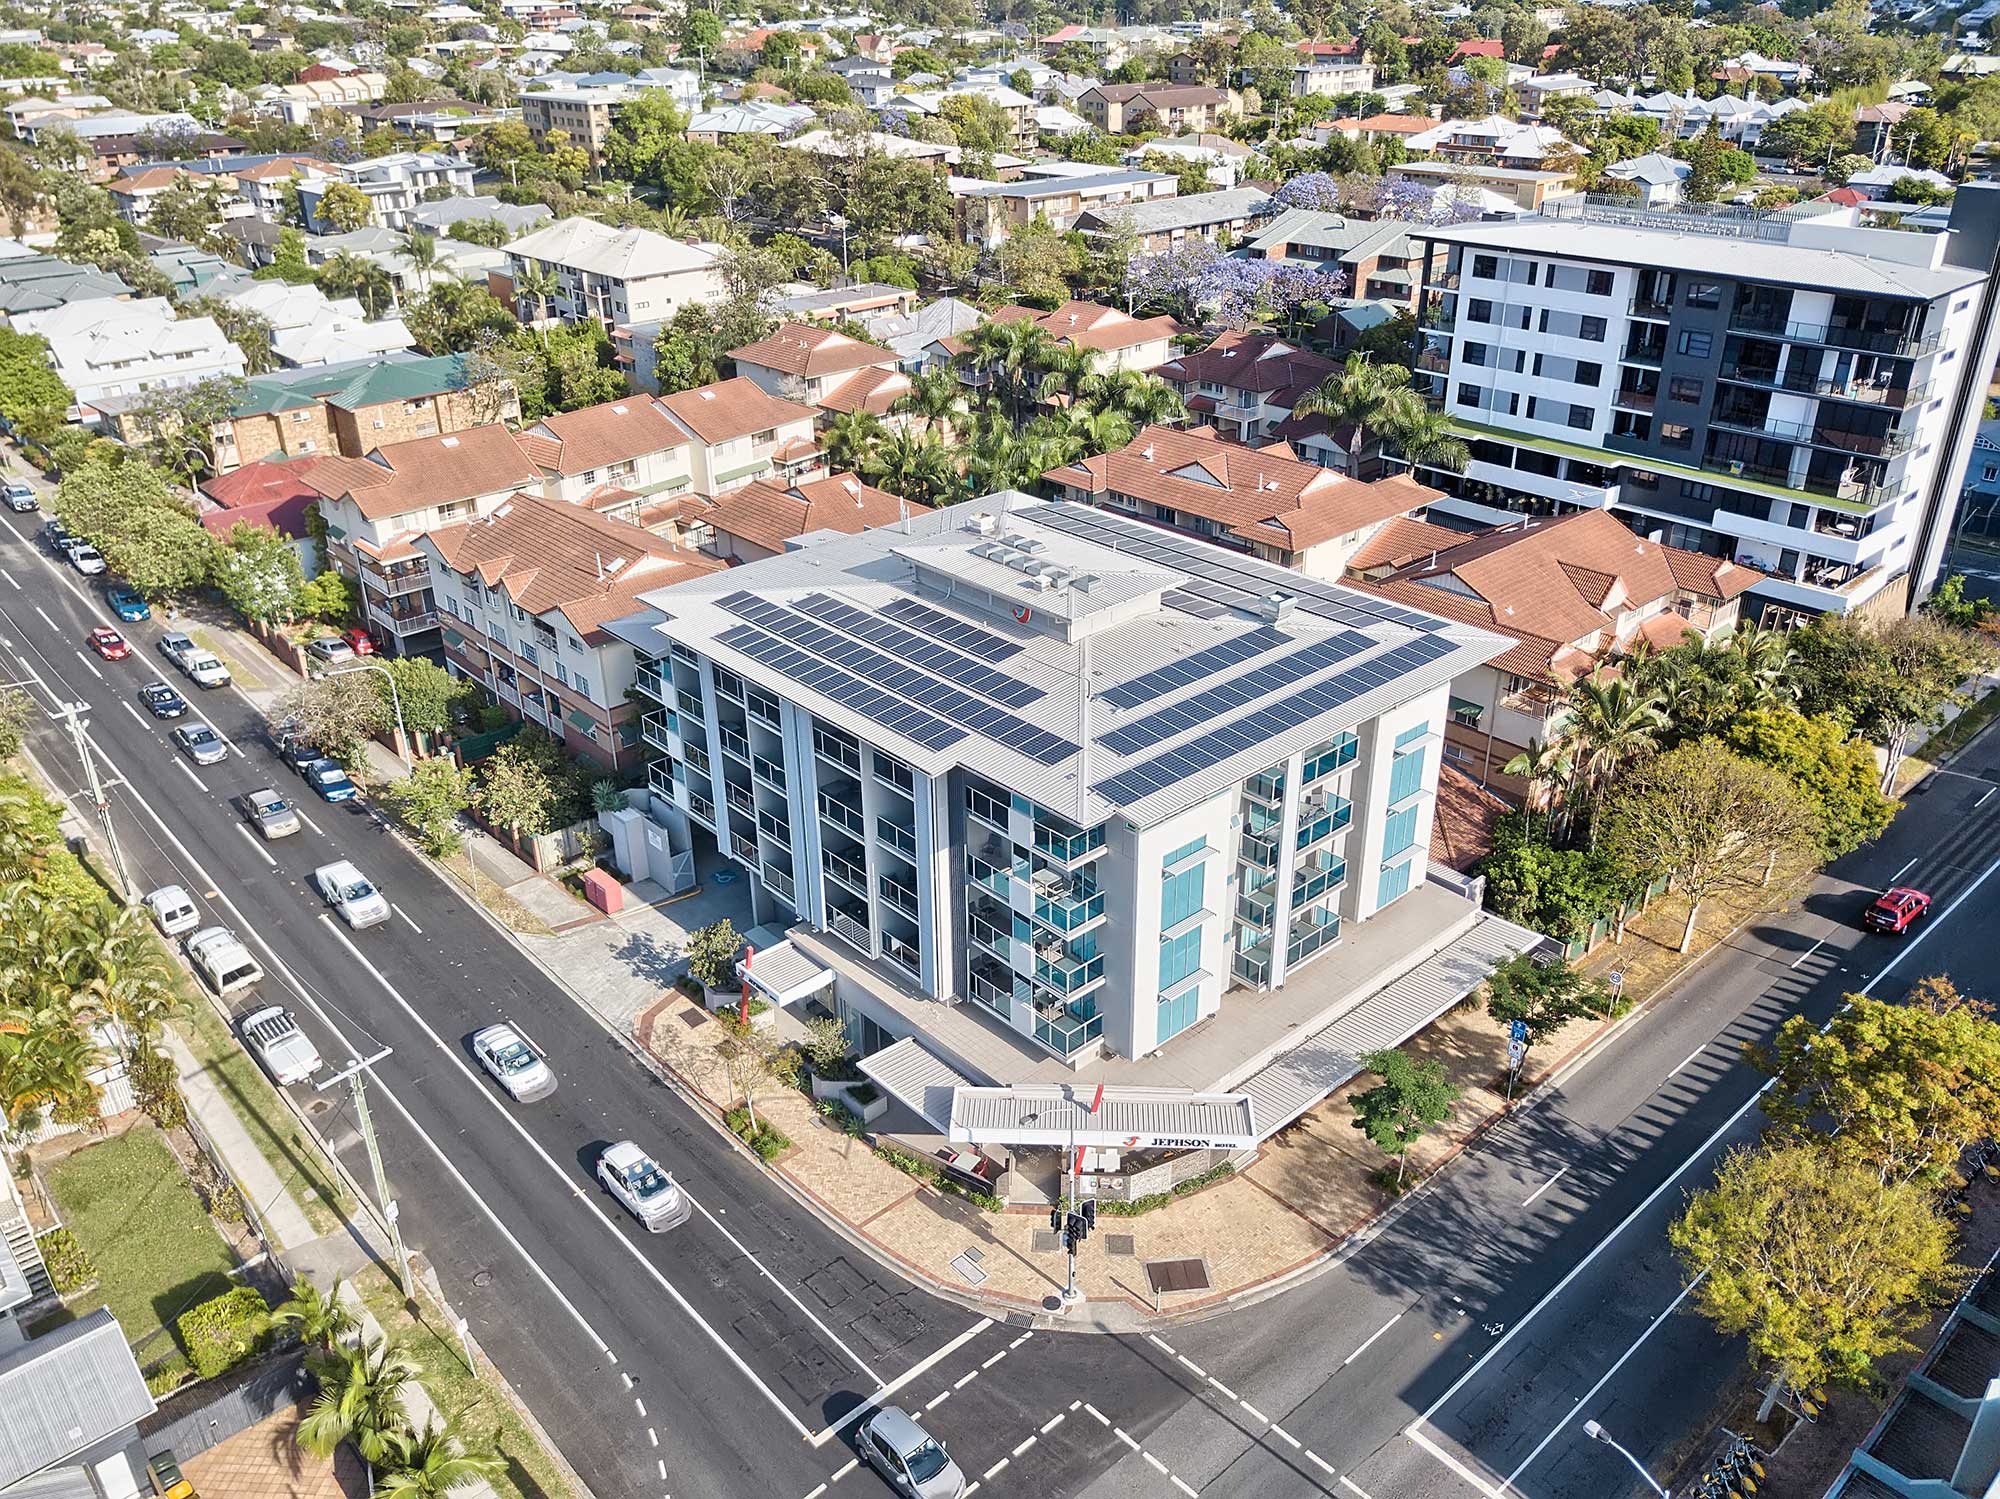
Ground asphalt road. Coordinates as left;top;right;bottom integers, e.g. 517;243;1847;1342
10;469;1999;1499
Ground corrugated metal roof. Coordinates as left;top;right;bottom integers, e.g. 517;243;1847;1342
745;940;835;1006
860;1037;973;1131
0;1309;155;1488
948;1084;1257;1148
1239;914;1541;1138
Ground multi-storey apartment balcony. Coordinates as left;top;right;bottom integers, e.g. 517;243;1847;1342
711;669;744;704
761;862;795;904
818;790;865;839
876;816;917;859
1288;904;1341;967
756;807;790;844
723;780;755;817
640;710;675;753
752;753;786;792
633;663;671;705
684;743;711;776
826;906;871;953
883;932;922;981
1295;797;1352;851
359;554;431;596
968;851;1014;902
1699;450;1894;508
1028;867;1105;935
1292;854;1347;908
1706;406;1916;462
687;790;716;827
1233;939;1273;988
718;723;751;763
674;685;706;720
874;755;916;797
1302;732;1358;783
823;846;869;895
1726;311;1942;359
1717;357;1932;410
647;759;678;799
966;785;1011;836
968;905;1015;962
730;830;758;864
366;597;438;638
969;963;1018;1020
813;727;861;776
1621;328;1667;367
877;873;919;920
1243;768;1286;807
1241;828;1280;868
1033;998;1102;1057
1033;818;1107;867
1628;291;1673;321
1612;375;1658;412
746;690;782;731
1033;940;1104;997
1237;884;1276;929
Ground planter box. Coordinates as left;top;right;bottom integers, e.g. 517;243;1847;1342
811;1074;886;1122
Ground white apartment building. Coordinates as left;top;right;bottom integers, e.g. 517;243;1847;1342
19;298;245;409
1411;189;2000;618
501;217;721;330
297;153;477;232
609;497;1532;1148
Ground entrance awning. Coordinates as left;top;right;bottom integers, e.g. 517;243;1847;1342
949;1085;1258;1150
745;940;835;1009
859;1037;973;1132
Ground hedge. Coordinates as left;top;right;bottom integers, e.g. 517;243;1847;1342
874;1144;1003;1213
177;1286;270;1378
35;1227;94;1294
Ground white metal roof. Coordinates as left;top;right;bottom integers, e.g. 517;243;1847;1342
859;1036;972;1131
744;940;835;1007
948;1083;1258;1149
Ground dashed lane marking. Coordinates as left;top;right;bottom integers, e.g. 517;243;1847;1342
1040;1413;1064;1435
981;1350;1008;1369
1339;1477;1375;1499
1209;1377;1238;1399
1084;1405;1109;1426
1011;1436;1036;1458
1269;1425;1302;1449
925;1390;950;1411
1114;1428;1140;1451
1241;1402;1269;1425
1148;1334;1176;1356
1143;1452;1168;1475
1306;1451;1337;1475
1171;1477;1198;1497
954;1370;979;1389
828;1460;856;1482
1010;1332;1033;1350
983;1458;1008;1481
1178;1355;1208;1378
1520;1168;1568;1208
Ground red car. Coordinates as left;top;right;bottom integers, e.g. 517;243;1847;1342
1864;886;1931;934
86;626;131;661
342;628;377;656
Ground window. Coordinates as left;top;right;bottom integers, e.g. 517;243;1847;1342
1159;927;1201;993
1586;269;1614;296
1668;376;1704;403
1456;383;1482;409
1157;985;1199;1044
1661;422;1693;449
1388;724;1428;804
1377;859;1413;908
1464;341;1488;367
1383;804;1420;859
1677;330;1714;359
1467;298;1493;324
1472;254;1498;278
1567;405;1591;430
752;427;776;444
1574;361;1602;387
1161;840;1206;928
1580;316;1606;341
1685;282;1722;309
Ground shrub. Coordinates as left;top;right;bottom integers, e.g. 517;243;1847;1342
1094;1163;1234;1217
145;1354;193;1397
723;1108;790;1162
36;1226;94;1293
177;1286;270;1378
129;1048;187;1133
873;1144;1003;1212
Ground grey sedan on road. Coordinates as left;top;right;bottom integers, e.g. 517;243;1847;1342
243;787;301;839
172;723;229;767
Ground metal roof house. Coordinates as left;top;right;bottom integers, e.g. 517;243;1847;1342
0;1309;156;1497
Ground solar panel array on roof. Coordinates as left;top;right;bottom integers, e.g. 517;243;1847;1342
1161;588;1228;620
1093;635;1458;805
1101;626;1288;710
1100;631;1375;754
717;593;1077;766
880;597;1021;661
796;593;1042;708
719;624;965;751
1037;503;1441;632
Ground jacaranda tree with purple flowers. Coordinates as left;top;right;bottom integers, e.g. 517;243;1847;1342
1127;242;1348;331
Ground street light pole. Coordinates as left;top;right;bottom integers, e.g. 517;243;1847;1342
1583;1420;1668;1498
317;1049;416;1300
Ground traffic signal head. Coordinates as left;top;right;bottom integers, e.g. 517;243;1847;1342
1050;1206;1063;1233
1081;1200;1097;1232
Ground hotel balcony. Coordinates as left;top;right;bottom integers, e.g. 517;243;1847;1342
1033;1000;1102;1057
823;847;869;894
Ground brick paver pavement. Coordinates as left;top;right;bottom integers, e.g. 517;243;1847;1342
180;1406;366;1499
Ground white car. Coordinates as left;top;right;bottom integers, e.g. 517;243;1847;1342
306;637;355;667
312;860;391;929
180;650;230;688
68;544;107;575
471;1023;557;1102
597;1140;691;1232
186;926;264;996
240;1005;321;1087
142;884;200;937
2;481;37;512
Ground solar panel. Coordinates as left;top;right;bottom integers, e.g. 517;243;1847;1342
795;594;1042;708
880;597;1021;662
1092;634;1458;805
1101;626;1288;710
718;624;965;752
1099;631;1377;755
717;594;1076;766
1161;589;1228;620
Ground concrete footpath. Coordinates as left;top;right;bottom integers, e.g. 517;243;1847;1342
163;1031;318;1253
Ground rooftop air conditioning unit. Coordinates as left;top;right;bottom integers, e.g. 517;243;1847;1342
1257;593;1295;623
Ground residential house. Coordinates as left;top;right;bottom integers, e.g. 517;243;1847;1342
423;493;722;768
198;454;324;573
984;300;1181;375
404;195;553;239
857;296;986;371
305;423;547;655
775;283;920;325
1515;71;1596;117
956;169;1178;248
516;393;696;519
230;155;338;223
1077;83;1233;135
695;472;923;562
253;70;386;123
657;377;824;496
1333;113;1438;147
0;254;130;316
1388;159;1572;213
216;280;414;368
1245;209;1421;309
1405;115;1572;170
1047;423;1438;577
297;153;477;232
1604;152;1692;207
1155;330;1338;445
1343;509;1757;793
682;101;814;143
522;81;633;170
0;1311;157;1498
18;298;244;410
1289;61;1378;98
1855;101;1917;163
107;165;250;225
499;216;721;329
727;323;914;422
1075;186;1271;254
1120;132;1255;189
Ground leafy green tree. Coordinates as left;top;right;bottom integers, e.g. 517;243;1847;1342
0;688;30;763
276;672;388;768
1923;575;1995;629
1350;1047;1460;1188
404;282;519;356
378;657;470;736
474;738;561;836
602;91;688;183
1723;706;1898;858
312;180;376;232
679;7;721;53
1670;1143;1962;1405
1753;101;1853;170
183;297;276;376
686;918;744;990
144;177;231;250
383;757;476;857
296;570;359;625
211;521;305;624
0;329;70;428
269;1274;356;1352
1485;953;1619;1085
1598;743;1820;952
1790;613;1995;789
1753;994;2000;1189
254;227;317;285
125;375;246;481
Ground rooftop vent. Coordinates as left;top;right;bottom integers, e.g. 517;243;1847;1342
968;510;997;535
1257;593;1295;623
612;403;629;414
440;435;460;448
698;390;716;401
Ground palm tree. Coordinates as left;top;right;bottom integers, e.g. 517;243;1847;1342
1385;404;1470;475
957;319;1057;424
0;1020;101;1130
1729;623;1797;699
402;232;438;294
656;203;693;239
271;1275;356;1353
865;431;960;509
1035;342;1099;406
81;902;181;1045
1502;735;1574;843
299;1342;424;1466
371;1420;505;1499
1084;367;1184;429
513;263;560;336
892;369;962;437
1292;355;1427;478
1565;675;1668;835
821;409;884;472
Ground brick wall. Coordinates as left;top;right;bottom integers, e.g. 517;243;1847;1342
227;406;338;468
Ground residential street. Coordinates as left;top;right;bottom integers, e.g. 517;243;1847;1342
5;470;1998;1499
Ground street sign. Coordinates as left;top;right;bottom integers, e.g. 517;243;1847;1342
1507;1035;1526;1070
1509;1020;1528;1043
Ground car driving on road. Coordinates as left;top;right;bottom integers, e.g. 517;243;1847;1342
301;758;358;803
1864;886;1932;934
472;1023;557;1102
106;585;150;622
3;481;37;512
856;1408;966;1499
243;787;301;839
86;626;130;660
142;885;200;937
240;1004;321;1086
597;1140;691;1232
138;681;188;719
313;859;390;929
171;723;229;767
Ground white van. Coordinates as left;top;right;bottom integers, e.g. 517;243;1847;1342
186;926;264;996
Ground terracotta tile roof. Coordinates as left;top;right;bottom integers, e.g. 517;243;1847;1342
1431;764;1510;871
1451;38;1505;58
991;300;1181;353
1350;112;1436;134
1346;513;1472;570
657;377;817;444
1046;425;1436;552
232;155;336;181
817;365;910;416
1155;330;1336;403
109;166;201;194
305;424;543;522
514;432;562;469
419;490;722;641
197;456;326;541
703;471;927;554
727;323;897;379
526;395;688;475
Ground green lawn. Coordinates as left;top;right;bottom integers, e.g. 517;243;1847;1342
39;1127;239;1359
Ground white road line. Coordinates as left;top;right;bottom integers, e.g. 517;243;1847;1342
1009;1332;1033;1349
1789;937;1828;971
983;1458;1008;1481
1306;1451;1337;1475
1208;1377;1238;1400
1040;1413;1064;1434
1342;1310;1405;1367
32;605;54;629
1010;1436;1036;1458
295;807;324;836
1113;1428;1140;1451
1501;1275;1705;1490
232;823;278;869
1178;1355;1208;1378
1665;1042;1706;1079
1142;1452;1168;1475
1406;1426;1501;1498
315;914;813;1439
1892;855;1918;882
925;1390;950;1411
1171;1477;1197;1497
829;1459;856;1482
1241;1401;1269;1424
393;903;424;933
120;700;148;727
1411;846;2000;1440
954;1370;979;1390
807;1318;992;1448
802;1485;826;1499
634;1398;646;1418
647;1428;658;1448
1083;1404;1109;1426
172;758;207;792
962;1486;977;1499
1339;1477;1377;1499
622;1373;634;1390
1148;1334;1176;1356
1269;1425;1302;1449
0;568;16;590
1520;1168;1568;1208
683;1191;884;1386
1980;786;1997;809
71;650;102;681
981;1350;1007;1369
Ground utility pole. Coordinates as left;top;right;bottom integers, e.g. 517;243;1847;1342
317;1050;414;1300
52;700;135;899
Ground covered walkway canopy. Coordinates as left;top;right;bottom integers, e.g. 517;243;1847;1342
949;1085;1257;1150
859;1036;974;1132
745;940;836;1009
